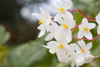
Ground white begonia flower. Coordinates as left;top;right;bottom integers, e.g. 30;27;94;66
51;0;73;21
70;40;93;67
96;12;100;34
45;22;59;41
56;15;75;42
43;35;70;55
32;7;51;37
78;18;95;40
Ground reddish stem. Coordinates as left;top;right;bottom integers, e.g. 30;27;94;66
94;55;100;58
92;36;100;43
88;19;96;22
72;23;82;32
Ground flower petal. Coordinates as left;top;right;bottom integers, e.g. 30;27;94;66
87;23;96;29
82;18;88;26
78;40;86;49
45;33;53;41
68;20;75;29
46;25;53;32
96;12;100;24
42;45;50;48
97;25;100;34
85;55;94;63
65;11;73;19
70;43;81;51
47;41;59;47
49;49;56;54
87;42;92;49
56;1;63;8
71;61;75;67
66;29;72;42
77;30;84;39
54;13;62;21
51;5;59;12
64;0;72;10
76;54;85;63
84;31;93;40
37;24;45;30
32;13;42;20
38;29;45;37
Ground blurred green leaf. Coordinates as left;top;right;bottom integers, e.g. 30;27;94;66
0;25;10;45
7;41;46;67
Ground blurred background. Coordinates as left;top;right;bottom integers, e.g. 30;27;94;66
0;0;100;67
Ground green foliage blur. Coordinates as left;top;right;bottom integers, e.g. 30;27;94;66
1;0;100;67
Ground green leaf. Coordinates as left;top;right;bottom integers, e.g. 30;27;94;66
0;25;10;45
7;41;46;67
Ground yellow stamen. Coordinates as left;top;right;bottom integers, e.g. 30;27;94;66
84;27;89;31
81;49;85;53
62;24;68;29
59;8;65;12
58;44;64;50
38;20;44;25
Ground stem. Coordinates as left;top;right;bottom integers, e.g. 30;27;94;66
92;36;100;43
88;19;96;22
72;23;82;32
94;55;100;58
72;36;79;39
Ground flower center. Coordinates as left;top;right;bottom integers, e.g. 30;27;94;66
59;8;65;12
58;44;64;50
84;27;89;31
38;20;44;25
81;49;85;53
62;24;68;29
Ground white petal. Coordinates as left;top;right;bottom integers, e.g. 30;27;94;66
70;43;81;51
85;55;94;63
51;5;59;12
71;61;75;67
87;42;92;49
37;24;45;30
42;45;50;48
32;13;42;20
78;40;86;49
66;29;72;42
56;1;63;8
76;54;85;63
97;25;100;34
45;33;53;41
46;25;53;32
96;12;100;24
57;18;65;24
68;20;75;29
54;13;62;21
77;30;84;39
65;11;73;19
51;22;59;30
87;23;96;29
82;18;88;26
38;29;45;37
47;41;59;47
49;49;56;54
64;0;72;10
84;31;93;40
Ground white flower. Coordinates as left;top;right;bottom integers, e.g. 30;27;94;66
51;0;73;21
45;22;59;41
70;40;93;67
78;18;95;40
43;36;69;54
56;15;75;42
96;12;100;34
32;7;51;37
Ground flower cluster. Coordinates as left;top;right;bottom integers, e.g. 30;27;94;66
32;0;100;67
